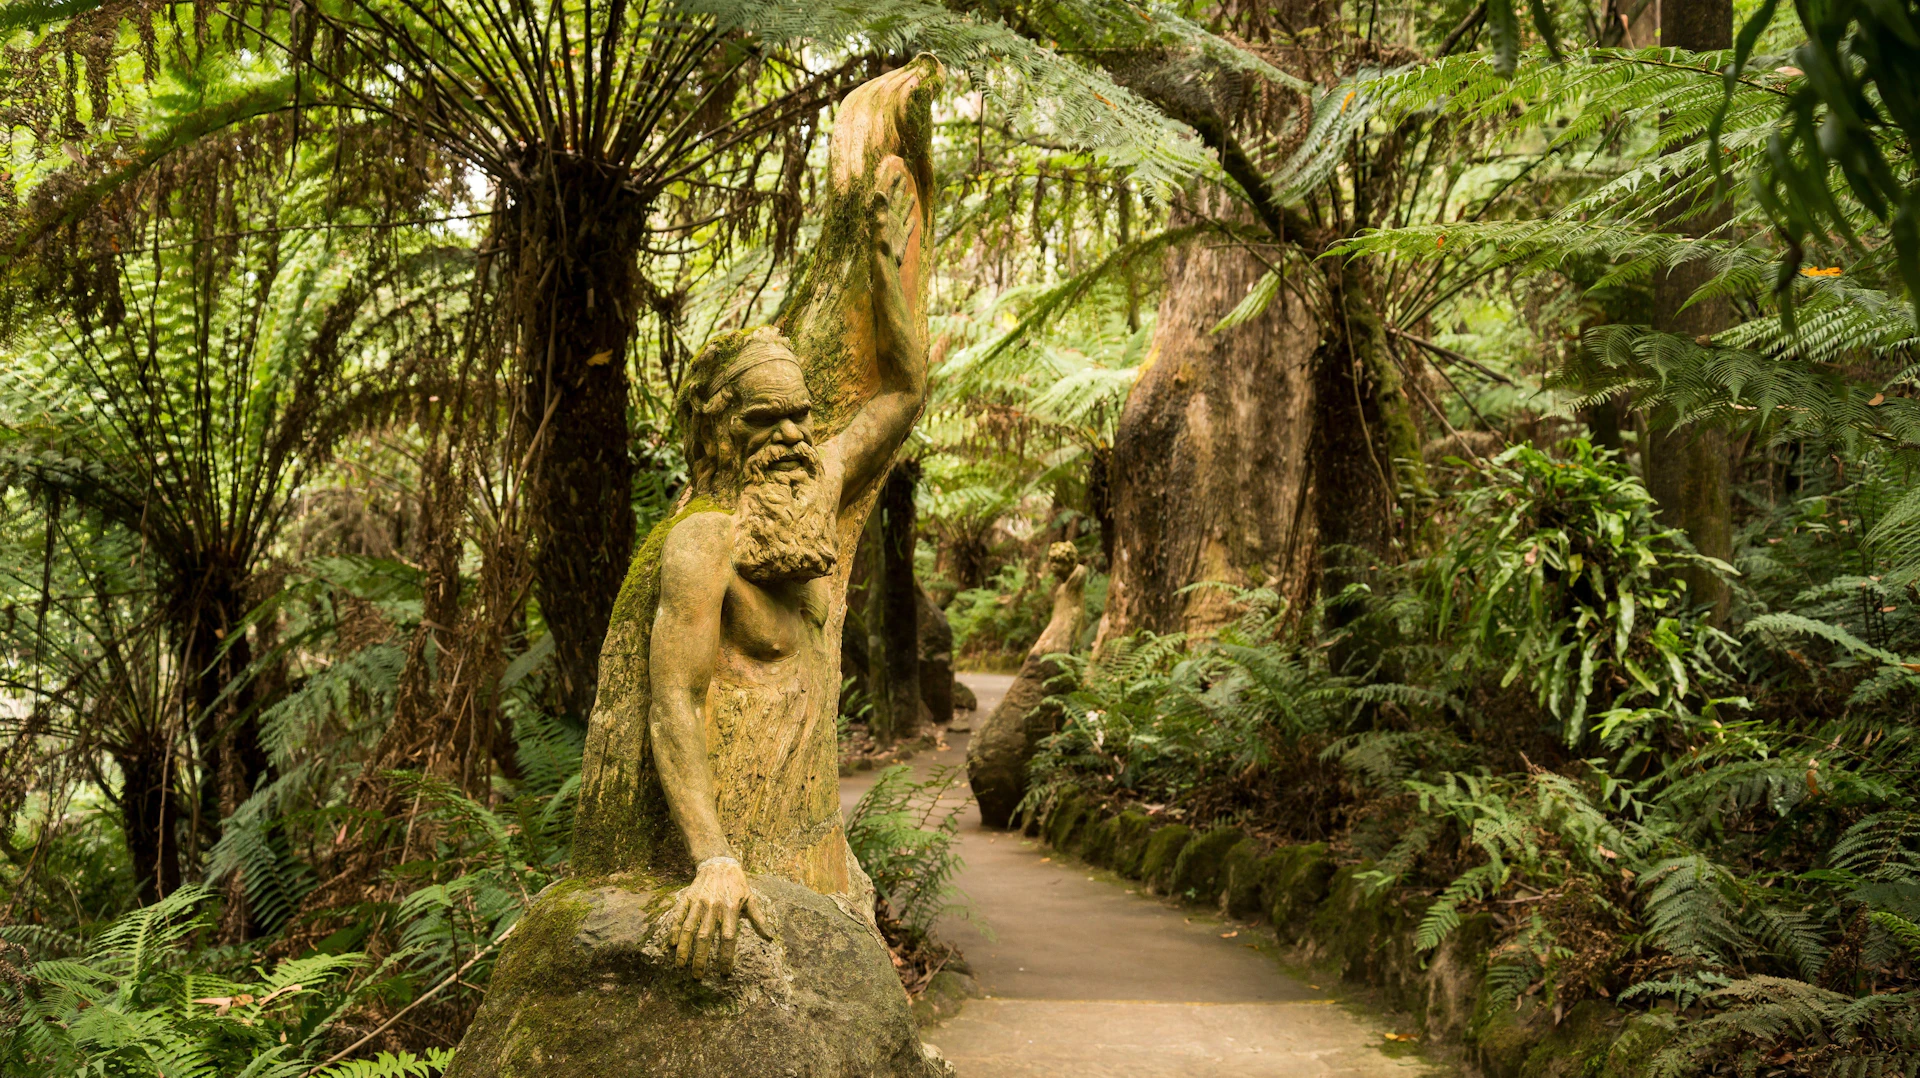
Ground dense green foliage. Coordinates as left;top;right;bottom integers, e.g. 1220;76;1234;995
5;0;1920;1070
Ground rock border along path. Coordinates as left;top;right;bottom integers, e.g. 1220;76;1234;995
840;672;1445;1078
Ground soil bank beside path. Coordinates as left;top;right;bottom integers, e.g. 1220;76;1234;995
840;672;1445;1078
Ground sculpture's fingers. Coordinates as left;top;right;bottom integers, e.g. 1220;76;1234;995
690;902;720;977
675;900;700;969
717;902;741;972
745;890;776;940
661;894;691;958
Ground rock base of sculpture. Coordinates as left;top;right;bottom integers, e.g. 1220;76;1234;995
446;873;951;1078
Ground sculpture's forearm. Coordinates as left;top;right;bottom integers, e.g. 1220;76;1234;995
650;693;734;864
872;243;925;403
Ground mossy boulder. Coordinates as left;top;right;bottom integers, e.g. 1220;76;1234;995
1260;843;1335;941
1168;827;1246;904
1043;791;1094;852
1304;863;1430;1012
1077;814;1119;867
1107;812;1153;878
1220;839;1267;918
1139;824;1193;893
1519;1000;1624;1078
1419;912;1495;1042
910;968;980;1028
1467;994;1548;1078
1597;1012;1677;1078
447;873;948;1078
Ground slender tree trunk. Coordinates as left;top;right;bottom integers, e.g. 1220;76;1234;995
1645;0;1734;623
867;461;921;743
510;154;648;722
114;736;181;904
1313;260;1420;636
1098;199;1319;645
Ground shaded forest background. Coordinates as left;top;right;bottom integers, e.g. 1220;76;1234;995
3;0;1920;1074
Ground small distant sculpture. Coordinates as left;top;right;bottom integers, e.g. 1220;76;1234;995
448;60;950;1078
967;541;1089;828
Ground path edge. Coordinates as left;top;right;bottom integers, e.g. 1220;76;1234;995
1006;788;1675;1078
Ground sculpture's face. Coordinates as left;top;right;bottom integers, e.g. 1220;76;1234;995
1048;542;1079;580
728;357;814;468
725;355;838;584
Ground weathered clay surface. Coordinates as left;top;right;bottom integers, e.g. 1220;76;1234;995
447;874;950;1078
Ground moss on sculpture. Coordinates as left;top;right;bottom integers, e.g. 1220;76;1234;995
447;874;947;1078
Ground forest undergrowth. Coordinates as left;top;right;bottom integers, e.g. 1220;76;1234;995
1024;441;1920;1075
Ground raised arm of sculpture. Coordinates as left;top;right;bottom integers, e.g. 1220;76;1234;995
828;158;929;505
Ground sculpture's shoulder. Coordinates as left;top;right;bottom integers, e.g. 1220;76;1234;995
657;507;735;583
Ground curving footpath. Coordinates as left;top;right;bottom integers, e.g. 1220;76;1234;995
841;673;1445;1078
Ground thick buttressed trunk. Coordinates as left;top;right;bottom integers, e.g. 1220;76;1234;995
1312;262;1418;637
513;153;646;722
1098;200;1318;645
1646;0;1734;623
866;461;921;743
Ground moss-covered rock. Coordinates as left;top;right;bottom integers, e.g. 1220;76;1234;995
1419;912;1494;1043
1518;1000;1623;1078
1140;824;1193;893
1077;814;1119;868
1260;843;1335;941
447;873;948;1078
1597;1012;1676;1078
1219;839;1268;918
1304;863;1430;1012
1107;812;1154;878
1468;994;1547;1078
1043;791;1093;852
1168;827;1246;904
911;969;980;1028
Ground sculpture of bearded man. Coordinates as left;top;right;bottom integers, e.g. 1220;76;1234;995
565;66;935;979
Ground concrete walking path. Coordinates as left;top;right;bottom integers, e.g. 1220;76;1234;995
841;672;1441;1078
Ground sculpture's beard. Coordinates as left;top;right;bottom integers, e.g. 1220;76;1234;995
733;440;837;583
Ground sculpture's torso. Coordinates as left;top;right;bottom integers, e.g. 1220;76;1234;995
707;560;853;896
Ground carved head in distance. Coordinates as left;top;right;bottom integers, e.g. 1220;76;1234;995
677;326;838;584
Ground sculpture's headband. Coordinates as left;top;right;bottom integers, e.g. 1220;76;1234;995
716;348;804;389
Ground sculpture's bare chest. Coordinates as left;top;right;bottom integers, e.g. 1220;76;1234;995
721;574;830;662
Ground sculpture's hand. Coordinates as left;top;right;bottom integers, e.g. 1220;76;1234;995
870;154;917;269
663;857;774;977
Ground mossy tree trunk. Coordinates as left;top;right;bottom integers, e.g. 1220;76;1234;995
1645;0;1734;624
112;734;183;905
1099;199;1319;643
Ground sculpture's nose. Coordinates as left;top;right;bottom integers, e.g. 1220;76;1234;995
775;418;805;444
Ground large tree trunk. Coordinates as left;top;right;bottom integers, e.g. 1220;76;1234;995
866;461;921;743
1645;0;1734;623
511;153;647;722
1097;200;1319;645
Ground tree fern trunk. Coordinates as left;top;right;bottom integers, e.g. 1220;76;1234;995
508;152;648;724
